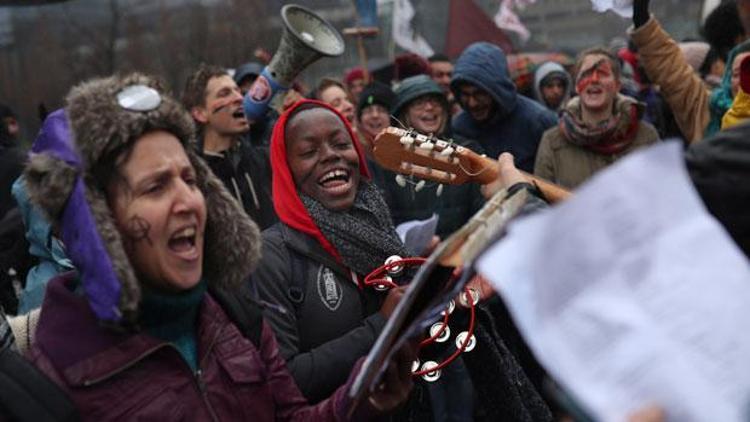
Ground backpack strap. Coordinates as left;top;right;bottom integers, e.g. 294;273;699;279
0;347;80;422
208;285;264;348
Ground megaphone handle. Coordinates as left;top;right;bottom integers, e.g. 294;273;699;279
243;67;289;122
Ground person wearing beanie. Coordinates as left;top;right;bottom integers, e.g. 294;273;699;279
532;62;572;112
233;61;263;95
183;63;278;230
393;52;431;82
386;74;485;239
629;0;750;142
20;73;412;420
451;42;558;173
356;81;395;155
344;66;367;104
535;47;659;189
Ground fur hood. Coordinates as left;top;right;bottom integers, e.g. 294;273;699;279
23;73;261;327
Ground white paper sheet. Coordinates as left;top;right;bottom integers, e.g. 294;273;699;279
477;142;750;422
396;214;439;256
591;0;633;18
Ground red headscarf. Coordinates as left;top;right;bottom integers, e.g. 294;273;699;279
270;99;371;261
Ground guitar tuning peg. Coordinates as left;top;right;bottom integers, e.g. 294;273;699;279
440;146;454;156
399;136;414;146
436;184;444;197
418;141;435;151
415;180;426;192
395;174;407;187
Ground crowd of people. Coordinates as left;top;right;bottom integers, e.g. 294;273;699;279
0;0;748;420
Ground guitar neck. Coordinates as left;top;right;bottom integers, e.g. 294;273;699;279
468;151;571;204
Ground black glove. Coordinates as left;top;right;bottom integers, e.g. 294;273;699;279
633;0;650;28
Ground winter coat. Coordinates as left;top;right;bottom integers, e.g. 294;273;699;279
11;178;74;313
202;141;278;230
532;62;572;113
722;89;750;130
252;223;387;403
629;16;715;143
450;42;558;172
27;273;371;421
534;96;660;189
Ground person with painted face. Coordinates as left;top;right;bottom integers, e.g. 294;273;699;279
451;42;558;173
251;99;415;407
385;75;485;239
183;64;278;230
534;48;659;189
20;74;413;420
629;0;750;143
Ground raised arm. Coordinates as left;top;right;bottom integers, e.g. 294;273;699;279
629;0;711;143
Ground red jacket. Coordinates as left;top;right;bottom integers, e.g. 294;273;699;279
26;274;374;421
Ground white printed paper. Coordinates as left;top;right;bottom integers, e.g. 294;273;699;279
396;214;439;256
477;142;750;422
591;0;633;18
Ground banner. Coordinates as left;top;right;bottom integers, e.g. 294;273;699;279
392;0;434;57
590;0;633;18
493;0;538;43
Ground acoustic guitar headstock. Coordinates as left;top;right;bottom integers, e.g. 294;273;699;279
372;127;499;185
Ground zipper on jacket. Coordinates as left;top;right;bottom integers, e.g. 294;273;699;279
194;369;220;422
243;172;261;210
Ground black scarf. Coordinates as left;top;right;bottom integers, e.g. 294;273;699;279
301;182;409;276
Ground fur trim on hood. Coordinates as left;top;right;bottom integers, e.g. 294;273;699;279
23;73;261;327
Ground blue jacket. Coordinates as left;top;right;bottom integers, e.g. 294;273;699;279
451;42;558;172
11;178;74;313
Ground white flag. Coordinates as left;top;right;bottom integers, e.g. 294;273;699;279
590;0;633;18
494;0;532;43
392;0;434;57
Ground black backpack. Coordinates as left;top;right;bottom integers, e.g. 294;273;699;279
0;346;79;422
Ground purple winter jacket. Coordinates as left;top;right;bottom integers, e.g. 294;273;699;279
26;274;377;421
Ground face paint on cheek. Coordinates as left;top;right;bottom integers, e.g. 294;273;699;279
576;60;612;92
211;97;236;115
121;215;153;254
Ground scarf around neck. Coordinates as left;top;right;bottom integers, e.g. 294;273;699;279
560;94;643;155
270;99;371;262
302;181;409;277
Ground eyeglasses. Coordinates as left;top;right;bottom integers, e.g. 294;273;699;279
410;96;443;110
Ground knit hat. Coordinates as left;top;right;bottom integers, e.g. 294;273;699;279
392;74;447;118
356;81;395;119
679;42;711;72
394;53;431;81
344;67;366;85
23;73;261;327
233;61;263;85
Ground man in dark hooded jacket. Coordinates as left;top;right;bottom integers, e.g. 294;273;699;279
451;42;558;173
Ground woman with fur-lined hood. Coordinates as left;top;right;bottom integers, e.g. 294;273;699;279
19;73;412;421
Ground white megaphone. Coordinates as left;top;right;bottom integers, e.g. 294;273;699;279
243;4;345;121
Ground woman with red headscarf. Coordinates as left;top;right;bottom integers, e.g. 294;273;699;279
252;99;412;404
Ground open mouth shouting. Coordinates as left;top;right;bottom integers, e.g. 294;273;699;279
318;167;353;196
168;224;201;263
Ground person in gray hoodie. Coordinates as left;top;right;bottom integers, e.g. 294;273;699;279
532;61;572;113
451;42;558;173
